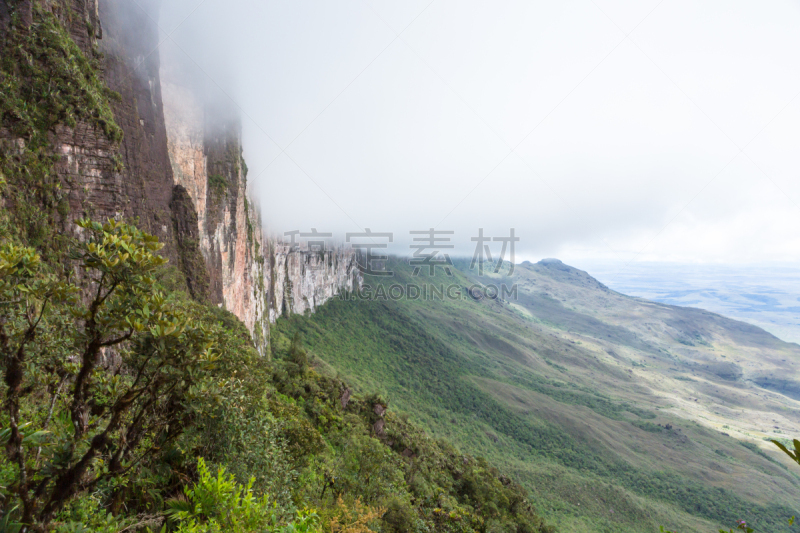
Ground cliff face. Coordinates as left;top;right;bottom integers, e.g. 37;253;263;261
0;0;359;354
125;0;361;353
0;0;172;260
98;0;180;262
161;73;361;352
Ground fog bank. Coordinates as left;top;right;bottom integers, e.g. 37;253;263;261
151;0;800;264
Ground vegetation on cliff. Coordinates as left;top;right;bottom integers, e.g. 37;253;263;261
0;219;555;532
0;1;122;257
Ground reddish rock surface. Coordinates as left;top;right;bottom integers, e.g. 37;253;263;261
2;0;360;355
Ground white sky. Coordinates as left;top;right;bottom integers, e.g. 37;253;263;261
156;0;800;265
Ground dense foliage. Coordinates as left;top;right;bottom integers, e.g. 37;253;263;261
0;219;555;532
0;219;219;527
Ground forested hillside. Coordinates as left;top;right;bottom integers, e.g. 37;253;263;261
272;259;800;533
0;218;554;532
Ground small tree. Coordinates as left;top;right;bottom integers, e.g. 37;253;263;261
0;219;218;529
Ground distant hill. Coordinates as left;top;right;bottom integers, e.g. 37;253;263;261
274;257;800;533
582;262;800;344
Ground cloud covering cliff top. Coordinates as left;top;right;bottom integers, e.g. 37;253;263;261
153;0;800;264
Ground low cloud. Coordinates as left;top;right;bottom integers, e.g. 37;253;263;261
154;0;800;264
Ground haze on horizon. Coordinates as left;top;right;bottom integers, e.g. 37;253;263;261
153;0;800;266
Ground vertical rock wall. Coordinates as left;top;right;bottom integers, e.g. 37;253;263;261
161;59;360;355
1;0;359;355
1;0;179;261
97;0;181;262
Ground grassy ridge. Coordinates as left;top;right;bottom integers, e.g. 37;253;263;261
273;259;800;533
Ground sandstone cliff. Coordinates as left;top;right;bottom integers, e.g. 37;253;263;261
159;59;361;354
0;0;360;354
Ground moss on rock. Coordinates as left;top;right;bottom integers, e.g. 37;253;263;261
0;1;122;257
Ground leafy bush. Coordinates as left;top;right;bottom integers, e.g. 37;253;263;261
167;457;318;533
200;397;295;510
379;496;417;533
632;421;664;433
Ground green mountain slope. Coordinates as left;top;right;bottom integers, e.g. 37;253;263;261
273;258;800;533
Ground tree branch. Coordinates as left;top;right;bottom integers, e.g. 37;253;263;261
99;330;133;347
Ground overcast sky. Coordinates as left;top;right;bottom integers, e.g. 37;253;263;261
155;0;800;265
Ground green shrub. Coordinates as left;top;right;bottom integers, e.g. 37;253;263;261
380;496;417;533
207;173;228;193
167;457;319;533
196;396;296;514
632;420;664;433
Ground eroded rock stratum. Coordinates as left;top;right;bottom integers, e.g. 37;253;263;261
1;0;359;354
